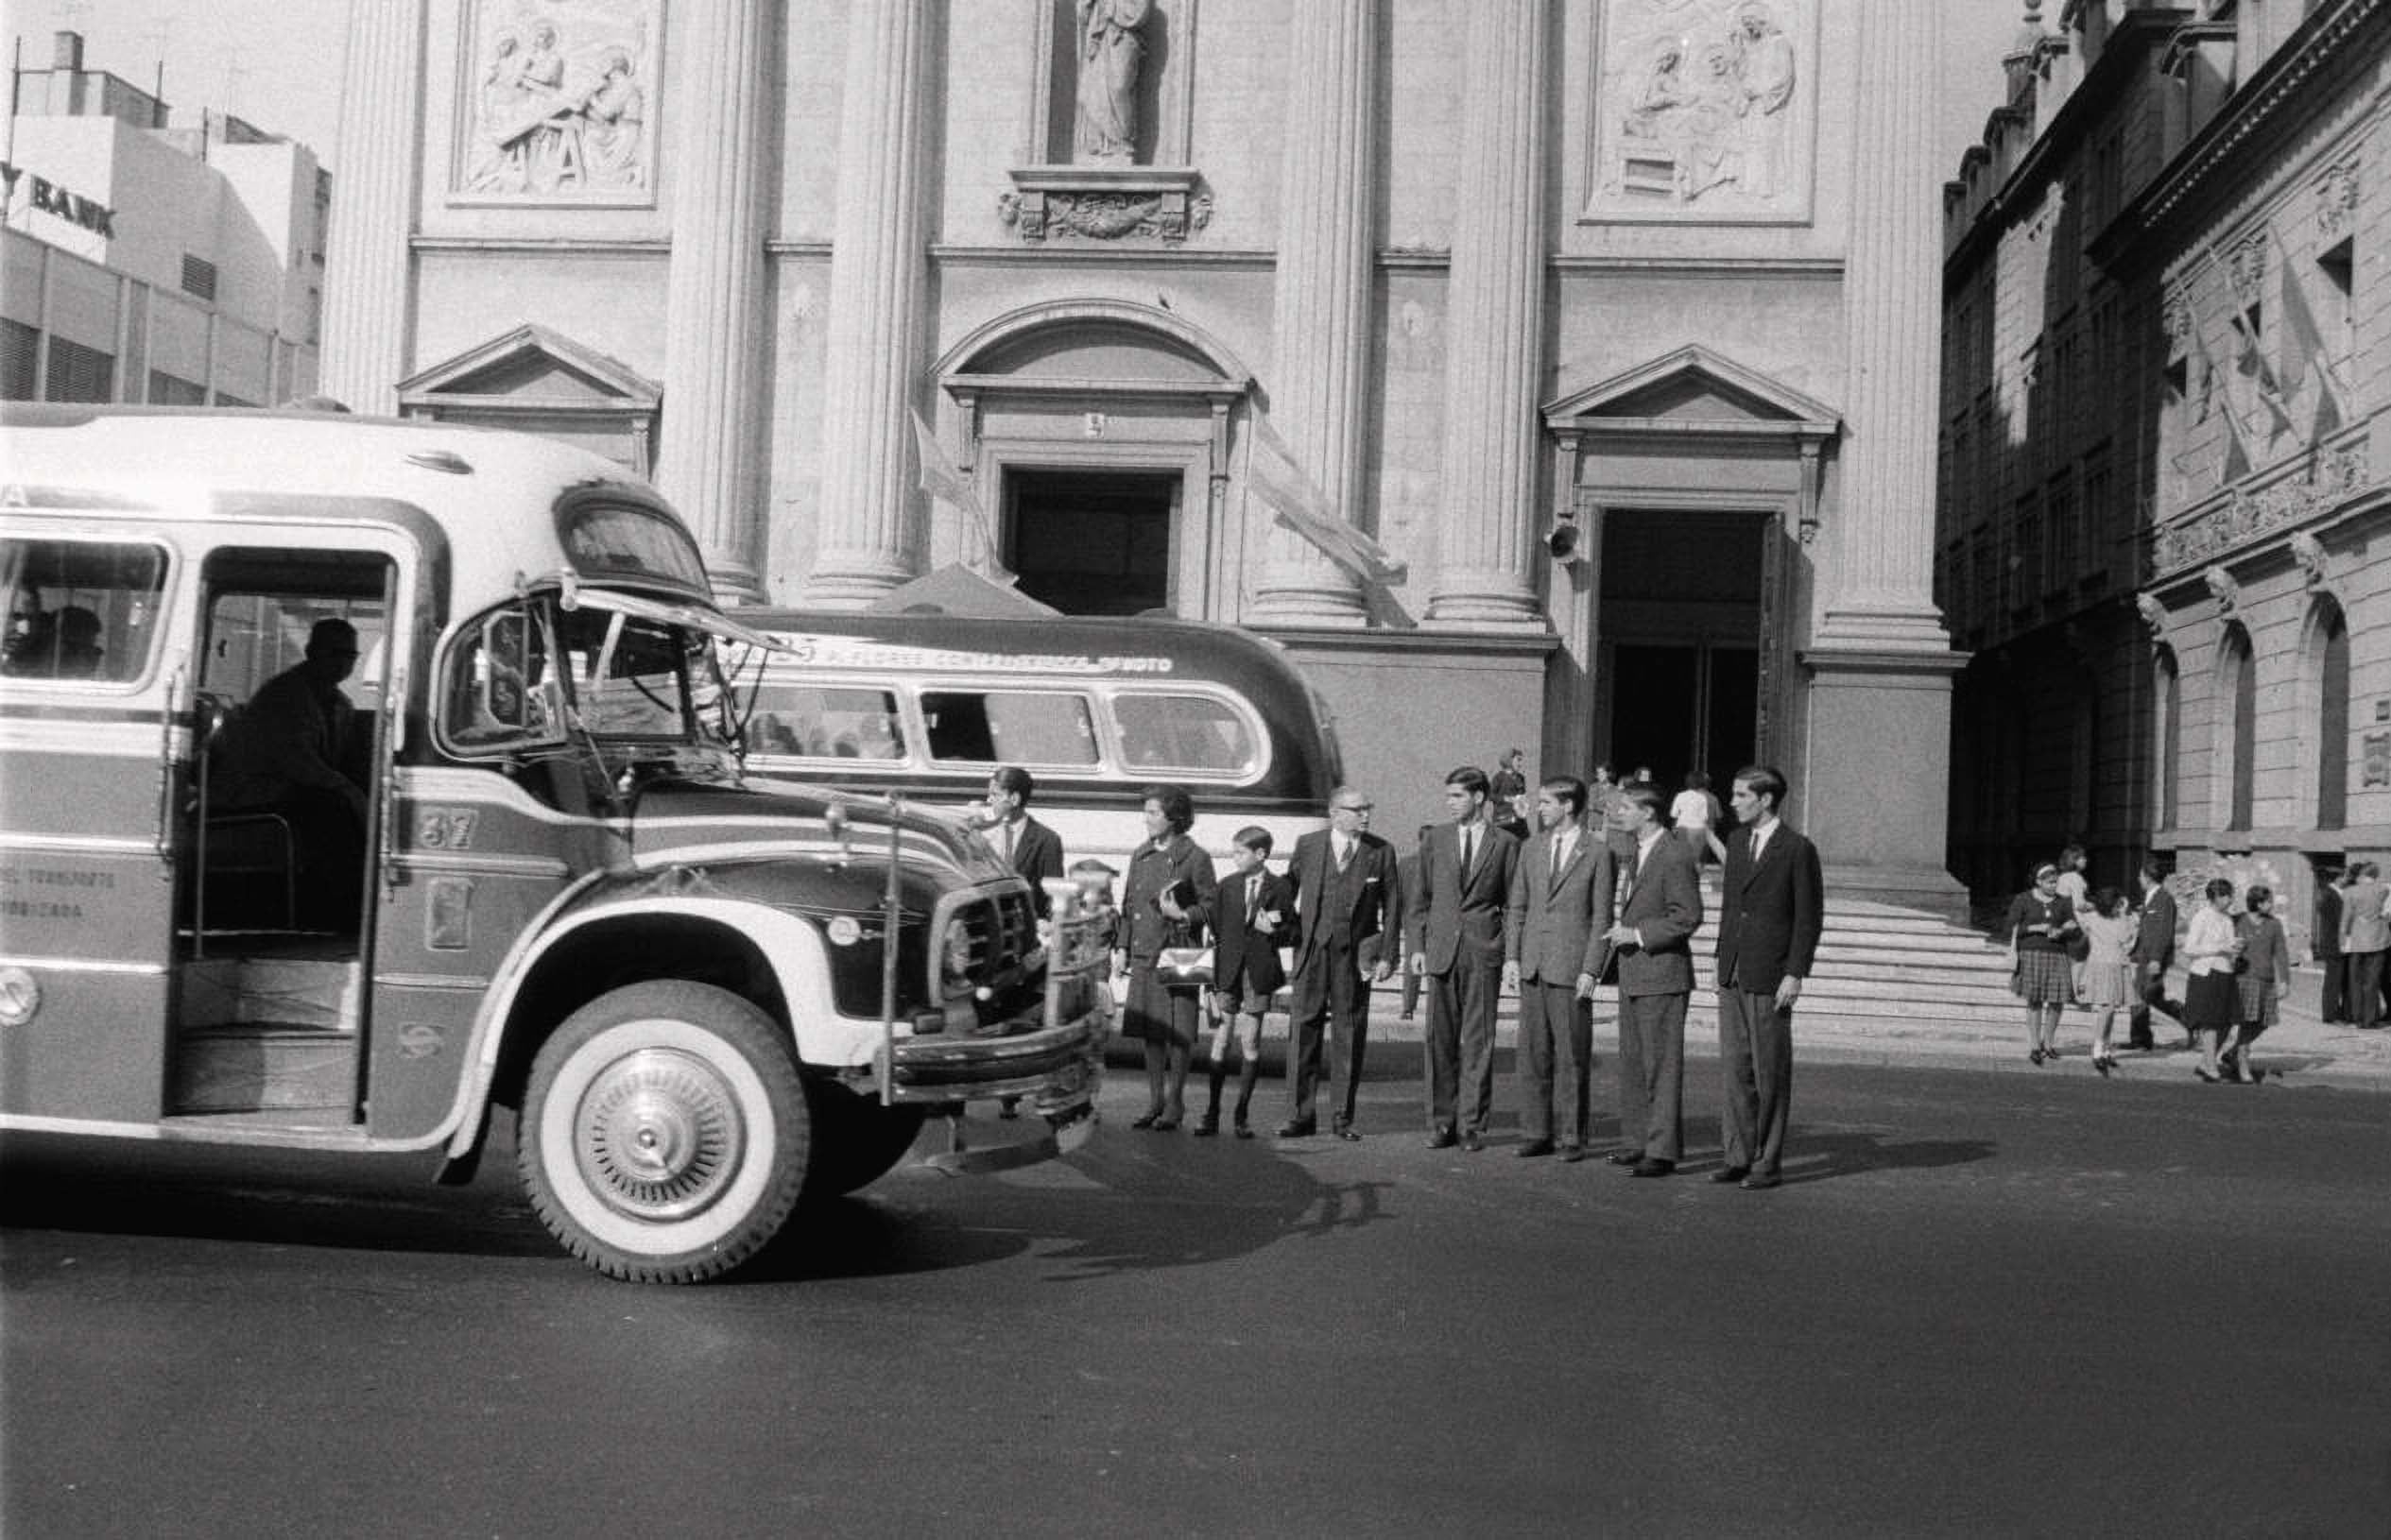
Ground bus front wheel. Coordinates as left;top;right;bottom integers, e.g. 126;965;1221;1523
519;981;809;1283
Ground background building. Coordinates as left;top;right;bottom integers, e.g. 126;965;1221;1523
323;0;1960;901
2;30;326;408
1939;0;2387;966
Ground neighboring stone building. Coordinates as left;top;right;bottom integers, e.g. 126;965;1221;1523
1939;0;2389;958
2;31;327;407
324;0;1962;902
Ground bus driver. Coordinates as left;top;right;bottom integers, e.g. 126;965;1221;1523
210;617;370;924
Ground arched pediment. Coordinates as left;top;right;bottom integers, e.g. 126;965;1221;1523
1542;345;1838;433
937;299;1253;393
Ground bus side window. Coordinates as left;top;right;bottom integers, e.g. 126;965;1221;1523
921;690;1098;767
750;684;905;761
443;605;564;753
1111;693;1257;775
1;538;168;684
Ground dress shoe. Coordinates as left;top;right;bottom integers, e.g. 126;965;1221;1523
1711;1166;1750;1184
1559;1144;1588;1163
1191;1117;1219;1138
1130;1108;1162;1130
1630;1157;1676;1178
1515;1139;1556;1158
1277;1120;1316;1138
1426;1127;1458;1150
1333;1122;1361;1142
1606;1151;1643;1168
1233;1121;1254;1139
1460;1131;1486;1153
1740;1172;1781;1190
1150;1114;1181;1132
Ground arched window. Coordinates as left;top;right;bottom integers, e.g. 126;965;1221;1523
2155;646;2179;831
2220;624;2256;831
2315;598;2349;830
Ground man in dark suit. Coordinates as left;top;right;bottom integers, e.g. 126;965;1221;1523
987;767;1066;1119
1591;780;1702;1177
1198;825;1294;1138
1408;765;1520;1152
2314;867;2347;1024
2127;855;2179;1050
1280;786;1402;1139
1502;775;1608;1160
986;766;1065;916
1712;764;1823;1190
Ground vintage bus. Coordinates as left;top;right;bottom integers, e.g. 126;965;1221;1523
724;608;1345;877
0;405;1109;1282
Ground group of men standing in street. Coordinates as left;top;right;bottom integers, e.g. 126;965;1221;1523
1274;762;1824;1189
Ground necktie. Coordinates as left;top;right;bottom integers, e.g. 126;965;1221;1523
1247;873;1262;922
1002;821;1015;862
1334;836;1351;871
1461;826;1476;880
1552;832;1566;870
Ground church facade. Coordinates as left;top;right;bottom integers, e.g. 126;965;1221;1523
323;0;1959;899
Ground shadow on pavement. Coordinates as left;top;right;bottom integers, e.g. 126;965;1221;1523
1774;1131;1998;1186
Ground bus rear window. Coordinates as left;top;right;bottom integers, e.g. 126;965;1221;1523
1113;693;1257;775
750;684;906;760
3;537;168;685
922;690;1098;766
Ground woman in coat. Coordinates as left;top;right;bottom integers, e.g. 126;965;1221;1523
2004;861;2081;1064
1117;783;1215;1130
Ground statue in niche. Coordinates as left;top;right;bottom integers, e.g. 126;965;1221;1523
1074;0;1151;165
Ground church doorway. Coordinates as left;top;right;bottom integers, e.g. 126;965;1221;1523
1594;508;1768;795
1003;468;1180;615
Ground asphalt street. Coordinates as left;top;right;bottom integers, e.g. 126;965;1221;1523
4;1057;2386;1538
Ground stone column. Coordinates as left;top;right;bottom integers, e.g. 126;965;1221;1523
801;0;932;607
1801;4;1967;918
1244;1;1377;627
1816;3;1949;651
656;1;774;602
1426;0;1547;628
318;0;424;416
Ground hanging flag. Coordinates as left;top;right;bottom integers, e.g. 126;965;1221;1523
1245;412;1407;587
909;407;1012;581
2227;311;2298;442
2182;304;2252;487
2269;228;2347;443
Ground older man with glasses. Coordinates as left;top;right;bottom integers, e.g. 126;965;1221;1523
1278;786;1403;1139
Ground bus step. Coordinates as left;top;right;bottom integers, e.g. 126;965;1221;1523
169;1023;354;1114
179;956;360;1034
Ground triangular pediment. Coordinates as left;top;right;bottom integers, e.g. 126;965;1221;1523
398;324;660;407
1543;346;1838;431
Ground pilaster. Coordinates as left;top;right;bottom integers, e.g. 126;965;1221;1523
318;0;424;415
1245;0;1377;627
658;0;773;602
1425;0;1548;629
802;0;933;607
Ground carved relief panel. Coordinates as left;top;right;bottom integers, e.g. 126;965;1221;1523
1585;0;1817;224
451;0;661;206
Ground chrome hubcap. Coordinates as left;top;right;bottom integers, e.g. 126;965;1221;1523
574;1045;746;1223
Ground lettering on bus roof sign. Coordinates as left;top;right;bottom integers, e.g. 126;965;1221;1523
764;633;1175;676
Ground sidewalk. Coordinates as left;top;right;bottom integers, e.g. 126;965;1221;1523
1354;978;2391;1092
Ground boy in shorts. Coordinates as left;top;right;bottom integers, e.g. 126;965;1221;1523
1198;827;1293;1138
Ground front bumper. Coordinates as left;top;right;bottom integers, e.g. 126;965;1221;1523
881;1001;1109;1110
